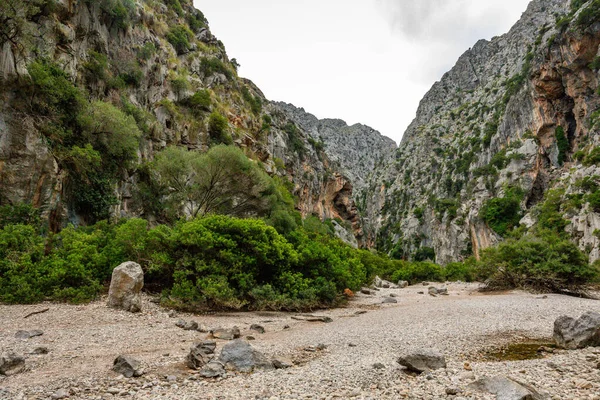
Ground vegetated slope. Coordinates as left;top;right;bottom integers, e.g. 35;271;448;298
0;0;393;245
367;0;600;264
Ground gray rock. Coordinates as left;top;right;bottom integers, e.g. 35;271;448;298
360;288;373;295
445;387;460;395
553;311;600;349
15;330;43;339
398;281;409;288
211;327;241;340
31;347;49;355
382;297;398;304
397;349;446;373
199;361;226;378
0;353;25;376
374;276;384;287
107;262;144;313
372;363;385;369
469;376;546;400
428;287;439;296
272;357;293;369
219;340;274;373
112;355;143;378
176;320;198;331
187;341;216;370
250;324;265;334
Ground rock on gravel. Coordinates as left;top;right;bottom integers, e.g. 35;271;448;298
397;349;446;373
250;324;265;334
0;353;25;376
15;330;43;339
200;361;226;378
553;311;600;349
469;376;546;400
382;297;397;304
176;319;198;331
219;340;274;373
187;341;216;370
398;280;409;288
272;357;293;369
211;327;241;340
112;355;143;378
107;261;144;313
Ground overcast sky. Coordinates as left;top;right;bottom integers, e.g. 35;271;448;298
195;0;531;143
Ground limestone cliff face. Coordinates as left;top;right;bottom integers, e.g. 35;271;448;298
367;0;600;264
0;0;388;244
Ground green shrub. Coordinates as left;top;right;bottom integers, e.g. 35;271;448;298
199;57;232;80
444;259;477;282
413;247;436;262
583;146;600;166
208;112;232;145
167;25;194;55
575;0;600;30
390;261;444;284
555;126;569;165
188;90;211;111
137;42;157;61
0;203;41;230
481;186;524;237
476;233;599;292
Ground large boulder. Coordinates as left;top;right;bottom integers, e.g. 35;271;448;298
0;353;25;376
397;349;446;373
553;311;600;349
219;340;273;373
107;262;144;313
469;376;546;400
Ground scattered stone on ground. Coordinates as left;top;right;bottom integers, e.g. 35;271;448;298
382;297;397;304
112;355;143;378
249;324;265;334
360;288;373;295
554;311;600;349
51;388;69;399
107;261;144;313
0;353;25;376
186;341;216;370
219;340;274;373
373;276;398;289
175;319;198;331
211;327;241;340
397;349;447;373
272;357;293;369
398;280;409;288
290;315;333;323
31;347;49;355
14;330;43;339
199;361;226;378
469;376;546;400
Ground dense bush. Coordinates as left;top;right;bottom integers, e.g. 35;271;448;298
167;25;194;55
480;186;524;237
208;112;232;145
476;233;599;292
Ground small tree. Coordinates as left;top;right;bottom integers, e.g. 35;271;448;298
208;111;232;145
152;145;276;219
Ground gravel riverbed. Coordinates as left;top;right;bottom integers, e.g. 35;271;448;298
1;283;599;399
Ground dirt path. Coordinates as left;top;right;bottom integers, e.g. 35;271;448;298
1;283;599;399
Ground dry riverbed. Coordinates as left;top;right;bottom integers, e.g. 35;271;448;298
1;283;600;400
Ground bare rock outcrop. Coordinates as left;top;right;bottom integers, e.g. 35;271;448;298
107;262;144;313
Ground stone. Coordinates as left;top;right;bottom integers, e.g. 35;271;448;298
31;347;49;355
397;349;446;373
250;324;265;334
199;361;226;378
107;262;144;313
372;363;385;369
374;276;383;287
469;376;545;400
187;341;216;370
219;340;274;373
211;327;241;340
272;357;293;369
553;311;600;349
382;297;397;304
0;353;25;376
112;355;143;378
398;280;409;288
51;389;69;399
15;330;43;339
428;287;439;296
446;387;460;395
176;320;198;331
360;288;373;295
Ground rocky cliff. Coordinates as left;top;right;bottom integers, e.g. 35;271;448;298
0;0;394;245
367;0;600;264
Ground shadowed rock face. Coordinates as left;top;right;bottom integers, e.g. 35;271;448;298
364;0;600;263
554;311;600;349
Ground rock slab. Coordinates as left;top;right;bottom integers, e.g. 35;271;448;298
219;340;273;373
107;262;144;313
469;376;546;400
553;311;600;349
187;341;216;370
397;349;446;373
